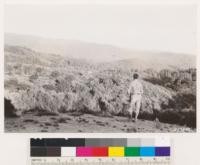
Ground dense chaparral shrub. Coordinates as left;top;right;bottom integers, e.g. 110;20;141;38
4;45;196;128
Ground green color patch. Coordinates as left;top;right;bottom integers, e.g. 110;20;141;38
125;147;140;156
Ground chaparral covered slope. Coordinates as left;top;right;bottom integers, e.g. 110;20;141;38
4;34;196;132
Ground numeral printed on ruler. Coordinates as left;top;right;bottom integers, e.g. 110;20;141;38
31;157;171;165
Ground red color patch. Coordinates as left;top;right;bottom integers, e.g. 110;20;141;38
92;147;108;157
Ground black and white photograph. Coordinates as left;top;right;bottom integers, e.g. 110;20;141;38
4;4;196;133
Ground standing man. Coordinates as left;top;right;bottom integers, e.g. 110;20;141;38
128;73;143;122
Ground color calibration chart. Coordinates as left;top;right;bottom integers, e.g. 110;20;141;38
30;138;171;165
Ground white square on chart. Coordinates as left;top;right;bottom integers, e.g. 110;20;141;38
61;147;76;157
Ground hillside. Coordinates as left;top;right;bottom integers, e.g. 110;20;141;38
4;44;196;132
5;33;196;70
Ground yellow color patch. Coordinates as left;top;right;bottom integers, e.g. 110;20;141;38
108;147;124;157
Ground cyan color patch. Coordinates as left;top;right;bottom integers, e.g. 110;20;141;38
140;147;155;156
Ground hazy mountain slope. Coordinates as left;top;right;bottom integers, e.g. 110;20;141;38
5;44;61;67
5;33;127;62
106;54;195;71
5;33;196;70
5;44;93;69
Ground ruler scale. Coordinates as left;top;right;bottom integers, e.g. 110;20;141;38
30;138;171;165
31;157;170;165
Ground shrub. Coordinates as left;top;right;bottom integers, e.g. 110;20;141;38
6;88;65;113
4;78;18;89
29;74;38;82
50;70;60;78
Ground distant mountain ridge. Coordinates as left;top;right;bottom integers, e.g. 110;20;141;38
5;33;196;70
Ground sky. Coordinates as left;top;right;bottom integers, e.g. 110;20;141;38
5;4;197;54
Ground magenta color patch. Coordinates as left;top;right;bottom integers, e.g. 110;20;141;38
76;147;93;157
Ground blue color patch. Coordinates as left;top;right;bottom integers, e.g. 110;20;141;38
140;147;155;156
